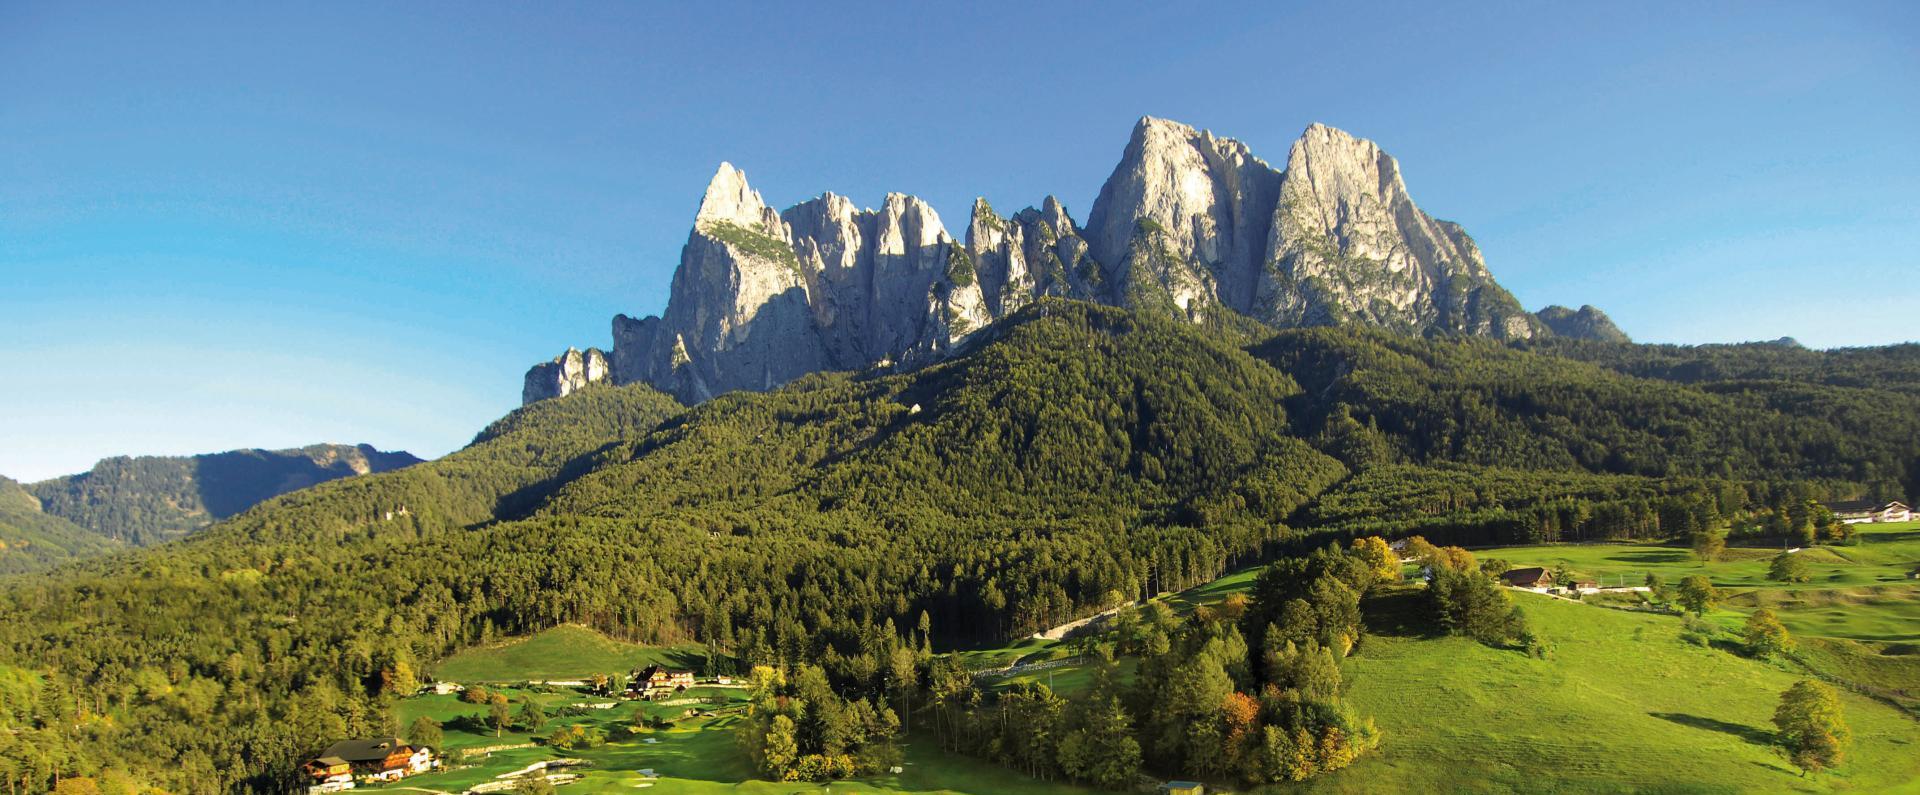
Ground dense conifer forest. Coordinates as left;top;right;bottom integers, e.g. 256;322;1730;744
0;477;121;575
0;301;1915;791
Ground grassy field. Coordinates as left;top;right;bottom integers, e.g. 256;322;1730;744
388;525;1919;794
383;677;1095;795
432;625;706;683
964;524;1920;792
1282;588;1920;793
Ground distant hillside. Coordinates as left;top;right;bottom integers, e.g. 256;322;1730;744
1521;336;1920;397
0;476;122;575
1257;327;1920;499
28;443;423;546
1533;303;1630;342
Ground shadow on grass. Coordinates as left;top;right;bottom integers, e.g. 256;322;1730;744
1649;712;1774;746
1612;550;1695;564
1362;586;1444;639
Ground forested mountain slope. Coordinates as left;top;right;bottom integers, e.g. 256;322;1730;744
0;301;1916;791
0;477;121;575
28;444;424;546
1521;337;1920;396
1259;327;1920;499
0;303;1348;790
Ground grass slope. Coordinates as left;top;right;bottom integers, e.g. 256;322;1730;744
1312;591;1920;794
953;526;1920;792
433;625;705;683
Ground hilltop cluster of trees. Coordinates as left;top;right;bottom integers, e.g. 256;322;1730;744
932;542;1400;788
1298;463;1868;551
735;665;902;781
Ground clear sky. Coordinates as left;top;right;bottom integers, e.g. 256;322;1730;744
2;1;1916;481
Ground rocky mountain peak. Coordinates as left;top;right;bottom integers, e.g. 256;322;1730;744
523;346;611;404
1086;117;1282;316
1536;304;1631;343
526;116;1564;405
694;161;774;229
1261;123;1536;338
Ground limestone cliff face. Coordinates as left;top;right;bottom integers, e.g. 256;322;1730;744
1260;124;1536;338
527;117;1559;405
1085;117;1280;318
522;347;610;404
602;164;992;403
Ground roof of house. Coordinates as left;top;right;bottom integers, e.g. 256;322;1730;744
1825;499;1908;513
1500;567;1550;586
309;756;348;767
318;738;410;763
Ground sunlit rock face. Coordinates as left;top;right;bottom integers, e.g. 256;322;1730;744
529;117;1551;405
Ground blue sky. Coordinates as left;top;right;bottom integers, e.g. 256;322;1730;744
2;2;1916;480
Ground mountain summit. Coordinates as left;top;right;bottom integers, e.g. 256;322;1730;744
527;117;1578;405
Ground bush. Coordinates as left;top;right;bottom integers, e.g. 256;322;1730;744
1769;552;1812;583
1679;615;1717;647
1428;566;1528;647
1743;609;1794;659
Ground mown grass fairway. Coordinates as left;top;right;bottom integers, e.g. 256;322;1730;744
432;624;706;682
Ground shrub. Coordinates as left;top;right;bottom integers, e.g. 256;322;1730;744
1768;552;1812;583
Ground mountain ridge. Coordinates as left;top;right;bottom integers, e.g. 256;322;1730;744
525;117;1612;405
27;442;423;547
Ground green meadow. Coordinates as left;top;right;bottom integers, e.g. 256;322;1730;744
388;525;1920;793
432;624;707;683
1310;589;1920;794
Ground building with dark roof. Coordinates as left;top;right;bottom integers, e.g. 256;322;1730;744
308;737;435;784
1499;567;1553;588
1823;500;1911;524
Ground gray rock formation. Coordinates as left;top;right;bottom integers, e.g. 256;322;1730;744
527;117;1555;405
1261;124;1537;338
1535;304;1631;343
1085;118;1538;336
523;347;611;404
1086;117;1280;318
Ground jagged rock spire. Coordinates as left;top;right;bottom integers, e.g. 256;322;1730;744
695;162;772;228
527;116;1565;405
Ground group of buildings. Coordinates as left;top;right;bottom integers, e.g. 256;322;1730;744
1824;499;1911;524
622;664;705;700
301;738;437;792
301;666;721;789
